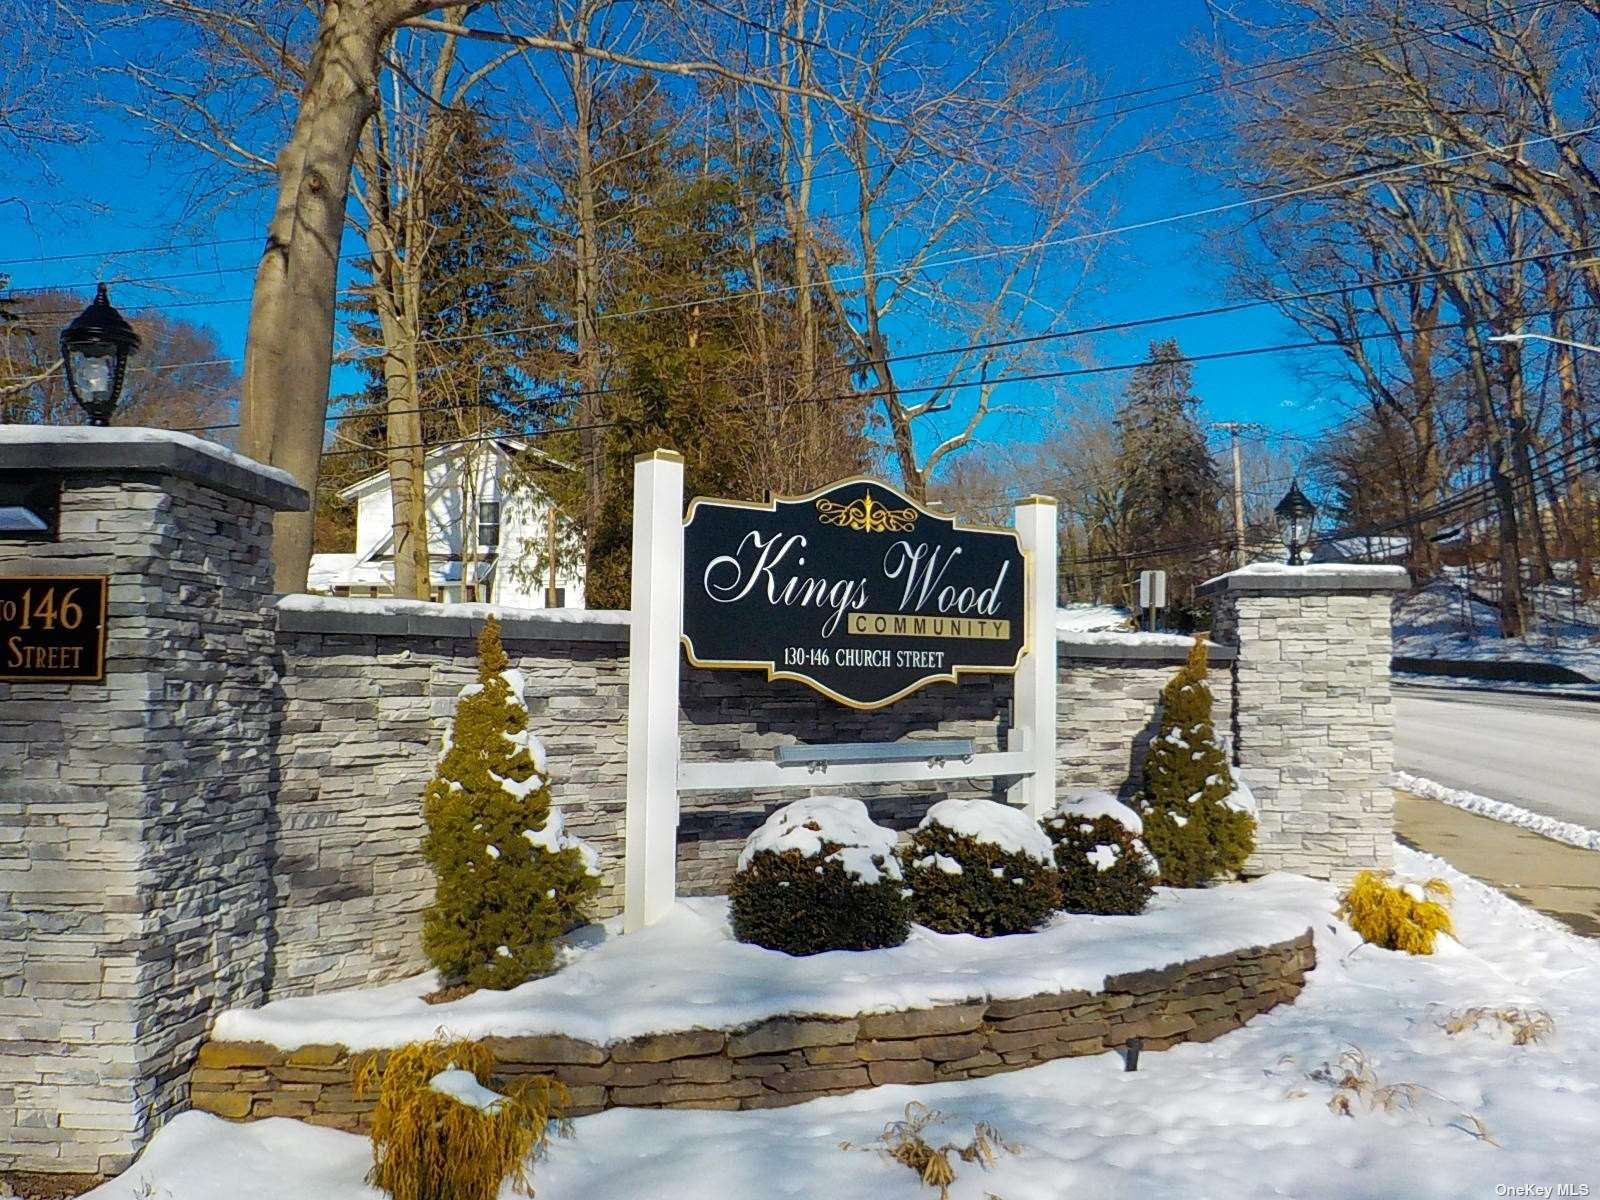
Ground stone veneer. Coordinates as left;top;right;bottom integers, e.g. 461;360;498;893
189;929;1313;1127
1201;565;1411;883
271;604;1232;1000
0;432;308;1175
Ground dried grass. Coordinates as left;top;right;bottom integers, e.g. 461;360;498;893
354;1036;569;1200
843;1102;1021;1200
1300;1045;1496;1144
1338;871;1454;954
1442;1005;1555;1045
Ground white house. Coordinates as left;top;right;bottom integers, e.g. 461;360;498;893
308;437;585;606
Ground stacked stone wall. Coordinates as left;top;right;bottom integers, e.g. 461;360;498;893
0;473;281;1174
189;930;1313;1127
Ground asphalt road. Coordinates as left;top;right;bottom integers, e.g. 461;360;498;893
1394;685;1600;827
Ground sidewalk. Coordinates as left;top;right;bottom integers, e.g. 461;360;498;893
1395;792;1600;938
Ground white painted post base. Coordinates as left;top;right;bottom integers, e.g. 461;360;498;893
1009;496;1058;818
624;450;685;933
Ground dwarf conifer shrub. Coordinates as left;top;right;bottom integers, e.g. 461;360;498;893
356;1037;567;1200
421;617;601;990
1137;638;1255;886
1339;870;1454;954
731;797;910;955
900;799;1059;937
1042;794;1155;916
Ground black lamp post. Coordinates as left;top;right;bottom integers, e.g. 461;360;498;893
60;283;141;426
1274;480;1317;566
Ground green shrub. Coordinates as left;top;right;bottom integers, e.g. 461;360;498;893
1042;792;1156;916
356;1036;567;1200
900;799;1059;937
1137;638;1256;887
421;617;601;990
731;796;909;955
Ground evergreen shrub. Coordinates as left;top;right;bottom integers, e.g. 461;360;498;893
901;798;1059;937
1042;792;1156;916
421;617;601;990
1339;870;1454;955
356;1036;567;1200
730;796;909;955
1137;638;1256;886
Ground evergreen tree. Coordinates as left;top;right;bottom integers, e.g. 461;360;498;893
1136;639;1255;886
1114;340;1226;618
421;618;601;989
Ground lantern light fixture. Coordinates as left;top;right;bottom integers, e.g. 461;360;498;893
1274;480;1317;566
60;283;141;427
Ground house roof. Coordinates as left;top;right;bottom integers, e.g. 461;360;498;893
337;436;573;501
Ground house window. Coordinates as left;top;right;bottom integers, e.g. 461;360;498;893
478;500;501;549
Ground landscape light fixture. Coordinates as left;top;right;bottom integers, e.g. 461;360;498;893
1274;480;1317;566
60;283;140;427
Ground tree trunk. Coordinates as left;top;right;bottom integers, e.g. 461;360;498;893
570;47;606;551
239;0;434;593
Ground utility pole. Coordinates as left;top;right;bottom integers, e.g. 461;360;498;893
1214;422;1249;568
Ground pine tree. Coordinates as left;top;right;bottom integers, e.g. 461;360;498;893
1114;339;1226;618
1137;639;1255;886
421;618;601;989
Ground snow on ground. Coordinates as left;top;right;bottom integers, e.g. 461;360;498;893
1394;578;1600;681
93;846;1600;1200
214;881;1315;1052
1395;771;1600;853
276;593;630;624
1054;603;1133;633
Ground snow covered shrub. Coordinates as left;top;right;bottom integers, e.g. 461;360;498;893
421;617;601;990
730;796;909;955
900;798;1059;937
1137;638;1255;887
1339;870;1453;955
1042;792;1156;916
356;1036;568;1200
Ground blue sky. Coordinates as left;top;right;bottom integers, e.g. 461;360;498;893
0;1;1346;474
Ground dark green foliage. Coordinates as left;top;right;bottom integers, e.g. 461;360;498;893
1137;639;1256;887
900;824;1059;938
731;848;910;956
421;618;600;989
1113;339;1226;602
1042;813;1155;916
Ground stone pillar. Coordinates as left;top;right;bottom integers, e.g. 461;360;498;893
0;428;307;1176
1199;564;1410;883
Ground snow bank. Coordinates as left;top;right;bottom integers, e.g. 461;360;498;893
1057;629;1198;649
920;798;1054;863
1395;771;1600;852
1055;604;1132;633
98;845;1600;1200
1052;790;1143;835
1392;577;1600;682
213;878;1317;1052
737;796;902;885
276;592;630;625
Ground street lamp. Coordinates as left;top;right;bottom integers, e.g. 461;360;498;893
1274;480;1317;566
1488;332;1600;356
60;283;141;426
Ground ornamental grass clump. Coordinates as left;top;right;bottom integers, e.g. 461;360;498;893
900;798;1059;937
1339;870;1454;954
1137;638;1255;886
731;796;910;955
421;617;601;990
1042;792;1156;916
356;1037;568;1200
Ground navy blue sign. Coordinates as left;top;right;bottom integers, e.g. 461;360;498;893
681;479;1028;708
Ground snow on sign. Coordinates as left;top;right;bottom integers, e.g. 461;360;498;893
681;478;1028;708
0;575;109;682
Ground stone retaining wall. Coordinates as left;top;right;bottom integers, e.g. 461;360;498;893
189;929;1312;1128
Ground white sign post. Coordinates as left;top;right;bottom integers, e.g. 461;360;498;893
624;450;685;933
1138;568;1167;632
1009;496;1058;818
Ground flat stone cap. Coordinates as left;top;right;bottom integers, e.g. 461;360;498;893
0;425;310;512
277;594;630;643
1057;631;1235;663
1198;562;1410;597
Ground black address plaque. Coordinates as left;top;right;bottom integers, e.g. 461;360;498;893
0;576;109;682
681;478;1028;708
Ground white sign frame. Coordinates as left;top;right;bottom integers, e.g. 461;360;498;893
623;451;1058;933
